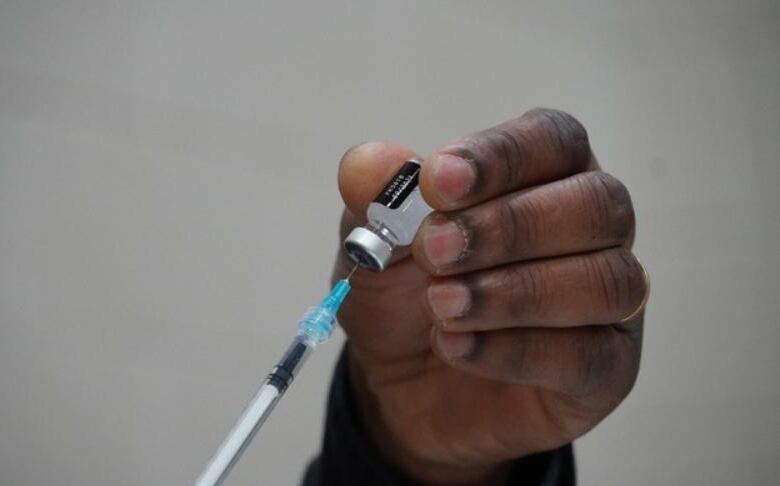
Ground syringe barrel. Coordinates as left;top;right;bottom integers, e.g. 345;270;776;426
194;336;313;486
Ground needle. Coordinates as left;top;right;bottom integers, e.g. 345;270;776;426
346;262;359;281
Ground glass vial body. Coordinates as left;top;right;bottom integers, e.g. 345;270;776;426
344;159;433;271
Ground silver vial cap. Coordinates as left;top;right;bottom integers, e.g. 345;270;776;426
344;227;393;271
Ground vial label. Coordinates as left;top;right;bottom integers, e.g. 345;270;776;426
373;160;421;209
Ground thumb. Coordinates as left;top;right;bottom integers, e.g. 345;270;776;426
333;142;432;358
338;141;421;220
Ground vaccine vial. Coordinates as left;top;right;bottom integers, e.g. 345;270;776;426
344;159;433;271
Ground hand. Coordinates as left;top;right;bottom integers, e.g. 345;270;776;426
332;109;648;485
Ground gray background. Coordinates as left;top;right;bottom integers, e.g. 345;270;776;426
1;1;778;484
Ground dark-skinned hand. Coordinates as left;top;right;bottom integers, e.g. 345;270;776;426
332;109;648;485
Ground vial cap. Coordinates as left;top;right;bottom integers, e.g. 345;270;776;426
344;227;392;271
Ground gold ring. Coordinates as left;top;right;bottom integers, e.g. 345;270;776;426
619;257;650;323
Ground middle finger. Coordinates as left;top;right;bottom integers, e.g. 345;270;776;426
412;171;634;275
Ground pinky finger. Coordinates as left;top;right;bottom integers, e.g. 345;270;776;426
431;320;643;399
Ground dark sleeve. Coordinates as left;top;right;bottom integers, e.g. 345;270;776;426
302;346;576;486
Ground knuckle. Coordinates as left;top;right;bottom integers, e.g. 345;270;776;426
576;172;635;241
483;128;527;192
588;249;645;317
597;172;635;239
583;254;613;313
481;193;539;264
523;108;591;170
507;263;549;320
569;326;642;403
495;197;524;258
594;326;643;405
613;249;648;315
572;328;622;395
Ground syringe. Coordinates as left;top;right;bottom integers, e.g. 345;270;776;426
194;268;356;486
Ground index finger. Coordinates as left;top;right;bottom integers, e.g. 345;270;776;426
419;108;595;210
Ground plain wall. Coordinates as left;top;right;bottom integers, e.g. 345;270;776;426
1;1;778;484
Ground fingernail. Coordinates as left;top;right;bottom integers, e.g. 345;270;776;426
423;220;467;268
428;283;471;321
435;331;476;360
431;154;475;204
